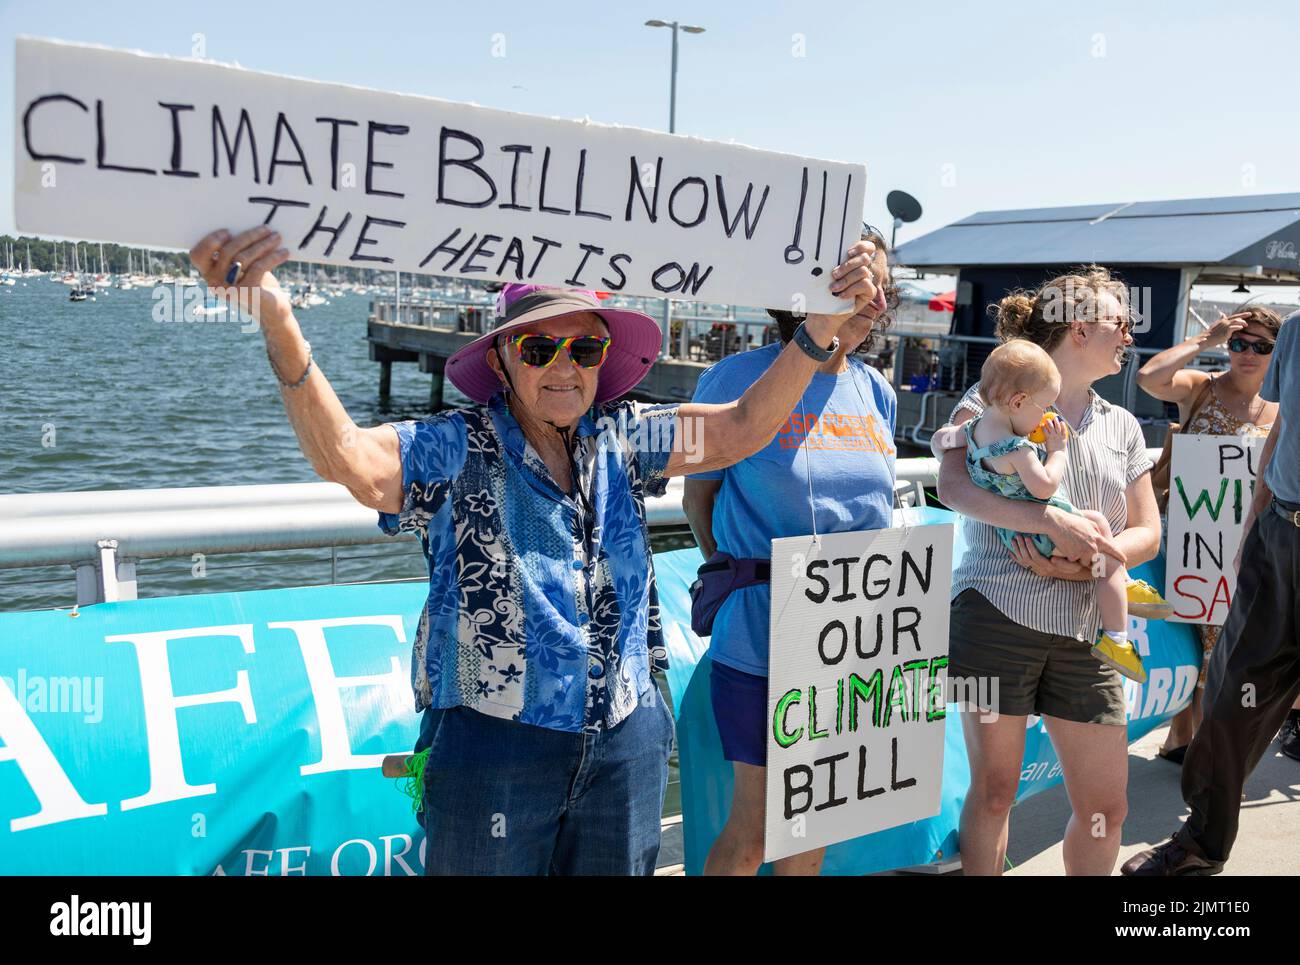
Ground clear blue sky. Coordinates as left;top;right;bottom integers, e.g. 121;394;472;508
3;0;1297;244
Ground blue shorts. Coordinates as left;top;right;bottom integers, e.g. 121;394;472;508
710;659;768;767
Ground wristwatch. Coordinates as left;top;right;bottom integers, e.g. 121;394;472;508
792;321;839;362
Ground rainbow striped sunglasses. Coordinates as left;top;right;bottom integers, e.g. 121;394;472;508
508;332;612;369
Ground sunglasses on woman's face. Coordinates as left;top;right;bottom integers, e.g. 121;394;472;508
1101;314;1132;336
509;332;612;369
1228;336;1275;356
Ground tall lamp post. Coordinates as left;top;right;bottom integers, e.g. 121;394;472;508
645;19;705;359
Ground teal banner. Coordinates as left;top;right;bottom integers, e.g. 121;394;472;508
0;582;431;874
0;507;1199;875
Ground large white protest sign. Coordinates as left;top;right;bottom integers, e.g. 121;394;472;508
14;37;865;312
1165;433;1266;626
764;522;952;863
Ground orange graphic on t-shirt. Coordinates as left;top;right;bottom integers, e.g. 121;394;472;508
776;411;896;454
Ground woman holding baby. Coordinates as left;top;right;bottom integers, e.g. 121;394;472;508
933;267;1165;876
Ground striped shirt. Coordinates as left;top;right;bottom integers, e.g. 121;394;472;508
950;384;1153;642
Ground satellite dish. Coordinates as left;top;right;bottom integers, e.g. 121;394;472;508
886;190;923;249
886;190;923;224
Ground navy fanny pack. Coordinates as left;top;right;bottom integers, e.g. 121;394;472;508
689;552;771;637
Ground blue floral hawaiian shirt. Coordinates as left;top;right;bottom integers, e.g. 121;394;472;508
378;392;679;734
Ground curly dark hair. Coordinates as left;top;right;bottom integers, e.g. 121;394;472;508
766;228;897;352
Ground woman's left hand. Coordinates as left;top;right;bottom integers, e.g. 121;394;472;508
804;239;880;337
1008;535;1093;580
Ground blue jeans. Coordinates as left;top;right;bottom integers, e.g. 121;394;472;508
415;687;675;875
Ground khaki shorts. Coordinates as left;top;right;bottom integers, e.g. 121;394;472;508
948;588;1128;726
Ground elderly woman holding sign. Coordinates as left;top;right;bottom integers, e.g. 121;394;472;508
189;224;879;876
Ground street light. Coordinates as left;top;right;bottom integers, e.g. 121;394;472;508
645;19;705;358
645;19;705;135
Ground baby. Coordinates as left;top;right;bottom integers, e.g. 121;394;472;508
931;339;1170;683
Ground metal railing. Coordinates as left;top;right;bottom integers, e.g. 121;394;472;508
369;295;783;364
0;460;959;605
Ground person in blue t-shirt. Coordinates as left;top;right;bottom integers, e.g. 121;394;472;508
683;228;898;876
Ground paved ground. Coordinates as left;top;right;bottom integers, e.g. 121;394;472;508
658;724;1300;875
1006;723;1300;876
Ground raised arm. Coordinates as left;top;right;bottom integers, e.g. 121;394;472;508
1137;313;1245;407
190;227;404;513
662;240;880;478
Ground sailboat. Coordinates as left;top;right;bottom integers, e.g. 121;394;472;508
93;242;111;288
59;243;79;285
115;250;135;290
21;241;45;278
69;244;95;301
1;242;16;286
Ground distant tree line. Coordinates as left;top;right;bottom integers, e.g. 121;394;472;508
0;235;190;274
0;234;488;289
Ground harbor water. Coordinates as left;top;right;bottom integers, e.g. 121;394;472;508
1;278;458;612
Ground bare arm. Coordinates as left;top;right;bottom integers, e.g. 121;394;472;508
1137;313;1245;407
682;478;722;559
936;409;1128;563
1004;447;1067;500
1006;474;1160;582
929;424;966;458
1136;343;1210;404
263;317;404;512
190;227;404;513
1112;471;1163;570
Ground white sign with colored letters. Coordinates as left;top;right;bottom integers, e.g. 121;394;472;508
1165;433;1267;626
764;521;952;863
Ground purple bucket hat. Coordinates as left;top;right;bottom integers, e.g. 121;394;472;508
445;284;663;405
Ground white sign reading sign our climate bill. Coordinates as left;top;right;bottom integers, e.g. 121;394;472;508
14;37;865;313
764;521;952;864
1165;433;1266;626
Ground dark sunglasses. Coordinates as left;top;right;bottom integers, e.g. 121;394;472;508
1228;336;1274;356
509;332;611;369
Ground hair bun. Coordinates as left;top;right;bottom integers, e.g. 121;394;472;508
995;292;1035;340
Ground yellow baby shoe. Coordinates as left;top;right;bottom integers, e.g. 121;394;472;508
1092;630;1148;684
1127;579;1174;620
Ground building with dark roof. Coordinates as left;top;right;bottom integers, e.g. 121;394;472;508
894;192;1300;434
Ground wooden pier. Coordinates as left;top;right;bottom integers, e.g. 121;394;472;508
366;298;775;407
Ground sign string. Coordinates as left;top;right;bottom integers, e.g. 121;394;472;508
772;352;902;627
